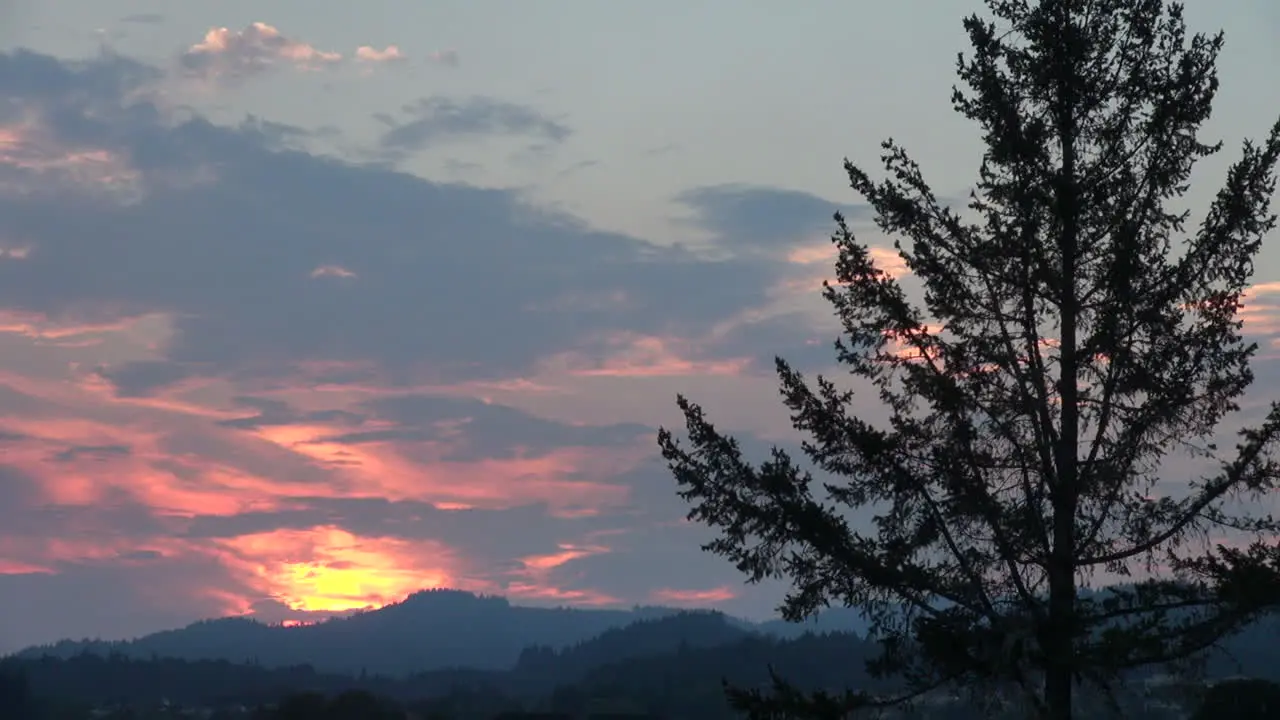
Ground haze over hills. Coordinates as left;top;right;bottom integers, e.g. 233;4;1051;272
9;589;869;676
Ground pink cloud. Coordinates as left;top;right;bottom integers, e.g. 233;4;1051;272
1241;281;1280;338
0;123;142;198
355;45;407;63
505;583;619;606
777;243;908;296
181;23;342;82
178;24;419;84
0;315;667;626
242;416;643;513
500;540;618;605
882;322;946;363
0;560;55;575
0;309;136;341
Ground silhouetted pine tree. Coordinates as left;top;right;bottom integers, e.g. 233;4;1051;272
659;1;1280;718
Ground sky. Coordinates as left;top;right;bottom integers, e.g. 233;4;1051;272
0;0;1278;653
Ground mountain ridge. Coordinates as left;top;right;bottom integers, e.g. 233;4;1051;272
10;588;860;675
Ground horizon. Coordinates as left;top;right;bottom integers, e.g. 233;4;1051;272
9;587;810;650
8;579;1180;651
1;0;1279;656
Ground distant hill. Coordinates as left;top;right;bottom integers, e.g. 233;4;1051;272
11;590;700;675
7;607;1280;719
757;606;872;639
17;586;1280;683
11;589;876;676
508;610;753;691
0;616;879;715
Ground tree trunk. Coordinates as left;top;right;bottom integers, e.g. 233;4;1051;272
1045;553;1076;720
1046;3;1081;717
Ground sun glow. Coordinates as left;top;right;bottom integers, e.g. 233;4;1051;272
217;525;455;612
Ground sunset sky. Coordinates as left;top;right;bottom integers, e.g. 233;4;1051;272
1;0;1279;653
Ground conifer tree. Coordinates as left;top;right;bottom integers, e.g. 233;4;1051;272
659;1;1280;717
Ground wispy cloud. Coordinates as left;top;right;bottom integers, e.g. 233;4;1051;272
650;585;737;605
375;96;571;158
676;184;867;253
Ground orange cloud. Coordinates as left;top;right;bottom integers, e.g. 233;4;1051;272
247;419;640;513
505;583;619;606
498;540;619;606
649;586;737;605
0;363;341;515
518;543;611;572
212;525;461;613
0;327;648;528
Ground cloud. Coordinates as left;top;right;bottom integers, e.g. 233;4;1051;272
355;45;407;63
12;34;1263;647
1242;281;1280;338
97;361;197;398
375;96;571;158
0;49;779;385
179;23;342;83
310;393;652;460
676;184;867;252
0;365;675;638
650;585;737;606
212;525;460;613
0;46;836;646
541;518;764;611
536;332;754;379
48;443;132;463
698;313;838;375
0;551;241;651
175;23;430;86
310;264;357;279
